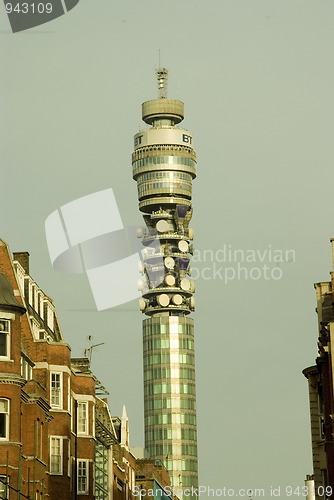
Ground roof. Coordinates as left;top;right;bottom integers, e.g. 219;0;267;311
0;273;26;315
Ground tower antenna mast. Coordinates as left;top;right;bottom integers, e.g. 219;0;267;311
84;335;105;364
156;67;168;99
132;69;198;489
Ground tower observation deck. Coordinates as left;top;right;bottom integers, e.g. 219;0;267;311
132;69;198;492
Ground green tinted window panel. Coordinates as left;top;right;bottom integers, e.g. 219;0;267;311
133;156;196;169
137;171;192;182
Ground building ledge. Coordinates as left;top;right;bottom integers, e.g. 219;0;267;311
0;372;26;386
302;365;318;378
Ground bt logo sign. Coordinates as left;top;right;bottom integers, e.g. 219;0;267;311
182;134;192;145
134;135;143;147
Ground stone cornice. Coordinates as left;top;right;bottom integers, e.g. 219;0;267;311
21;389;52;417
302;365;318;378
0;372;26;387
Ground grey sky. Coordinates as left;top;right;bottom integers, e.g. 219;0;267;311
1;0;334;496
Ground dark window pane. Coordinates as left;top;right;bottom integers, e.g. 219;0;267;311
0;414;6;438
0;333;6;356
0;320;8;332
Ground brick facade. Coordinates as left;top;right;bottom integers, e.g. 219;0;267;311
0;238;173;500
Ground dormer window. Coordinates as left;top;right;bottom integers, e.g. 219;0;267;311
21;355;34;380
0;320;10;359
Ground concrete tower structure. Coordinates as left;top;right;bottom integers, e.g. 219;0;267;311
132;69;198;491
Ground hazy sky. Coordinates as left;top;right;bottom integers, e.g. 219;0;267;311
1;0;334;497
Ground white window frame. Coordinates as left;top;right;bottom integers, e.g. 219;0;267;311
0;319;10;360
67;375;71;412
71;396;74;431
0;398;9;441
132;469;135;492
50;372;63;409
44;300;54;331
28;280;33;305
39;293;44;319
29;316;40;340
77;401;88;435
34;287;39;314
77;459;89;495
50;436;63;475
40;422;43;459
21;356;33;381
92;402;95;438
117;478;123;491
67;438;71;477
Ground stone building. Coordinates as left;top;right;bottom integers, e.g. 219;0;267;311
303;238;334;495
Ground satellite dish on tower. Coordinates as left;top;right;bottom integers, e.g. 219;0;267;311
164;257;175;269
158;294;170;307
178;240;189;253
172;294;183;305
180;278;190;291
139;298;146;311
165;274;176;286
156;220;170;233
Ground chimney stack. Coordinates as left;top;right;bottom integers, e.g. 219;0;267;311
13;252;30;275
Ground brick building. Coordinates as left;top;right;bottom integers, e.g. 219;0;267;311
0;238;174;500
303;238;334;496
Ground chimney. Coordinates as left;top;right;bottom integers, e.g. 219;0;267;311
13;252;30;275
71;358;91;373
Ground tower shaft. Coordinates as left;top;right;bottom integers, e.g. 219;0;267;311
133;69;198;492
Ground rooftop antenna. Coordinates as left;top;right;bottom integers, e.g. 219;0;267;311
84;335;105;364
156;51;168;99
